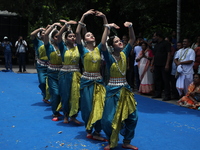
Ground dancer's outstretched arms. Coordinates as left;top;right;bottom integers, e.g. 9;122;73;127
76;9;95;45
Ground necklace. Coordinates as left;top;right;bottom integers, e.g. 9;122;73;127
88;48;98;63
112;54;126;76
113;54;121;59
52;45;61;56
67;46;78;63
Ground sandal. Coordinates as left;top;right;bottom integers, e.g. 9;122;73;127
52;117;59;121
86;133;93;139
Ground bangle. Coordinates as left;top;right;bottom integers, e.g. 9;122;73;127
128;23;132;28
78;21;86;27
103;24;111;30
65;23;69;27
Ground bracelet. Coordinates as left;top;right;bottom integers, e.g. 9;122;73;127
65;23;69;28
103;24;111;30
39;28;43;32
50;25;54;29
128;23;133;28
78;21;86;27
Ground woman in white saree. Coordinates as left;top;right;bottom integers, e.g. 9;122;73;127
136;42;154;94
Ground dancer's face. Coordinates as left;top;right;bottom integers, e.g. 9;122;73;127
67;33;76;44
40;30;45;39
113;36;123;49
53;33;58;43
84;32;95;42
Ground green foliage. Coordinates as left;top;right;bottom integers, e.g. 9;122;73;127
0;0;200;43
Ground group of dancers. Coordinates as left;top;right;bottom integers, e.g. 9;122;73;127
30;9;138;150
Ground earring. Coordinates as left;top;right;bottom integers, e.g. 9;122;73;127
111;46;114;52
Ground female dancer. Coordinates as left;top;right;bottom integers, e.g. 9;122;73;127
101;22;138;150
44;22;63;121
56;19;81;124
76;9;107;141
30;26;51;104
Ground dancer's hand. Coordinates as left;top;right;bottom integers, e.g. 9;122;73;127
95;11;105;18
108;23;120;29
83;9;96;17
52;22;62;28
124;22;133;28
60;19;77;25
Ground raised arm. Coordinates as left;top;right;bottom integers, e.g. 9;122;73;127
44;22;62;45
95;11;108;47
124;22;136;46
101;23;120;51
30;27;46;40
57;20;77;43
76;9;95;45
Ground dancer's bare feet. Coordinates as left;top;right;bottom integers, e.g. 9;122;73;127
92;135;108;141
70;117;81;124
92;132;108;142
122;144;138;150
104;144;111;150
63;117;69;123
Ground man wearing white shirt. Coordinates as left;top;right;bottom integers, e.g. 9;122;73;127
174;38;195;97
15;36;28;73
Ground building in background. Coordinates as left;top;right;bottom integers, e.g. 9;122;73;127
0;10;28;64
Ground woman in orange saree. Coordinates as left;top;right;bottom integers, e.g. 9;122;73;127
177;74;200;109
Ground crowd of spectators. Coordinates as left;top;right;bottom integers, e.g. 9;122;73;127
124;31;200;110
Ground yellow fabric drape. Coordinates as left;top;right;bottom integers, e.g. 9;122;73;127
110;52;126;78
38;45;48;60
84;47;101;72
56;102;62;111
69;72;81;117
110;87;137;148
50;50;62;65
63;46;80;65
56;72;81;114
86;83;106;130
45;76;51;100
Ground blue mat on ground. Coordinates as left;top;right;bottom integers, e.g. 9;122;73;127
0;72;199;150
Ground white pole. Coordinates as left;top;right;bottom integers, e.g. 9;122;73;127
177;0;181;42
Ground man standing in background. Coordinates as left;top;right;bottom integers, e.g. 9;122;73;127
15;36;28;73
2;36;13;71
151;31;171;101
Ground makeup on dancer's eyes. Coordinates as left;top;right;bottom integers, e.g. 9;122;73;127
68;35;76;38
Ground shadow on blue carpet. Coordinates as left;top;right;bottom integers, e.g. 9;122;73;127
0;72;199;150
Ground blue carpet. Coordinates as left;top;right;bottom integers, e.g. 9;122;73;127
0;72;199;150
